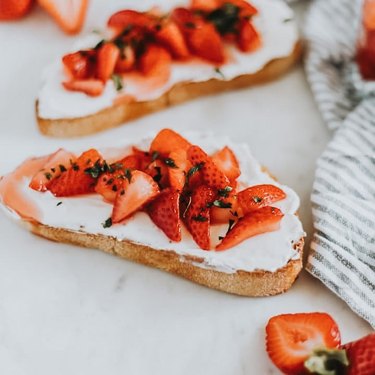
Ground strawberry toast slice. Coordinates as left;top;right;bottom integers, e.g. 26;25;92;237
0;130;305;296
36;0;300;137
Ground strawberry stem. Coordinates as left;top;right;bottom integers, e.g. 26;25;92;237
304;348;349;375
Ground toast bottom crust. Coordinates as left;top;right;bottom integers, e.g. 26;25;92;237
28;221;303;297
36;42;302;138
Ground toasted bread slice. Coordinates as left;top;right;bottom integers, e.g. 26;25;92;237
36;42;301;138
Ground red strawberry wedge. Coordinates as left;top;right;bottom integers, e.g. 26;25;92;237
139;45;172;77
168;149;190;191
96;43;120;82
62;51;94;80
29;148;76;192
48;149;103;197
187;145;230;189
63;80;105;97
184;185;215;250
237;19;261;53
0;0;33;20
147;188;181;242
211;146;241;181
237;184;286;214
216;206;283;250
150;129;191;156
112;170;159;223
266;313;342;375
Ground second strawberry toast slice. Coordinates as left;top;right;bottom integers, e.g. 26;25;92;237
0;129;305;296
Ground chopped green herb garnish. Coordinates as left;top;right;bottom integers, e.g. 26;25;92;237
84;160;103;178
56;201;62;206
252;196;262;203
214;67;225;79
192;214;208;222
112;74;124;91
185;21;196;29
283;17;293;23
94;39;105;50
102;218;112;228
211;199;232;209
51;167;56;173
124;168;132;183
206;3;240;35
44;172;52;180
151;151;159;162
112;185;118;192
153;166;162;184
218;186;233;197
186;162;204;184
59;164;67;173
164;157;178;169
106;178;114;185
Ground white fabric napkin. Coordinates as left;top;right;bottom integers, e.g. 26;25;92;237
304;0;375;327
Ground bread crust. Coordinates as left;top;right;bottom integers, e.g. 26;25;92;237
25;221;303;297
36;42;302;138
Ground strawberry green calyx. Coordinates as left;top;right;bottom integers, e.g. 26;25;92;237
304;348;349;375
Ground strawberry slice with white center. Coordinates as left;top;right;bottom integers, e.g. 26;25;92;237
216;206;283;250
237;184;286;215
168;149;190;191
147;188;181;242
37;0;88;35
29;148;76;192
96;43;120;82
184;185;215;250
62;79;104;97
211;146;241;181
187;145;230;189
266;313;342;375
112;170;159;223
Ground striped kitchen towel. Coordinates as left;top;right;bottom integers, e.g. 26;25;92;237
304;0;375;328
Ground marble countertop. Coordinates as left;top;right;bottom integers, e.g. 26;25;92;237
0;1;372;374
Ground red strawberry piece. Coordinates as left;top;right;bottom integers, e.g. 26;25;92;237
171;7;196;32
216;206;283;250
144;159;169;188
191;0;219;12
95;169;125;203
168;149;190;191
131;147;152;171
149;128;192;156
211;146;240;181
116;154;141;171
155;21;190;59
184;185;215;250
62;51;94;80
0;0;33;20
266;313;342;375
186;22;225;64
29;148;76;192
96;43;120;82
340;333;375;375
147;188;181;241
220;0;258;18
111;170;159;223
187;145;230;189
237;184;286;215
237;19;261;52
62;79;104;96
210;185;238;224
48;149;103;197
37;0;88;35
107;10;156;33
139;44;172;77
115;45;135;73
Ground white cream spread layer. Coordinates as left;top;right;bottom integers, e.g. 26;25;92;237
0;133;305;273
37;0;298;119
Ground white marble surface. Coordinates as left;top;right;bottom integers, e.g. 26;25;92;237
0;1;372;374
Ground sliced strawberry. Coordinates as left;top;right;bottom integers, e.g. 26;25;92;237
95;169;124;203
132;147;152;171
147;188;181;241
0;0;33;20
186;22;225;64
168;149;190;191
139;44;172;77
216;206;283;250
237;184;286;215
149;129;191;156
37;0;88;34
237;19;261;52
116;154;141;171
115;45;135;73
48;149;103;197
187;145;230;189
266;313;341;375
171;7;196;32
212;146;240;181
112;170;159;223
96;43;120;82
107;10;156;33
184;185;215;250
191;0;219;12
144;159;169;188
210;186;238;224
62;79;104;96
341;333;375;375
62;51;94;80
29;149;76;192
155;21;190;59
